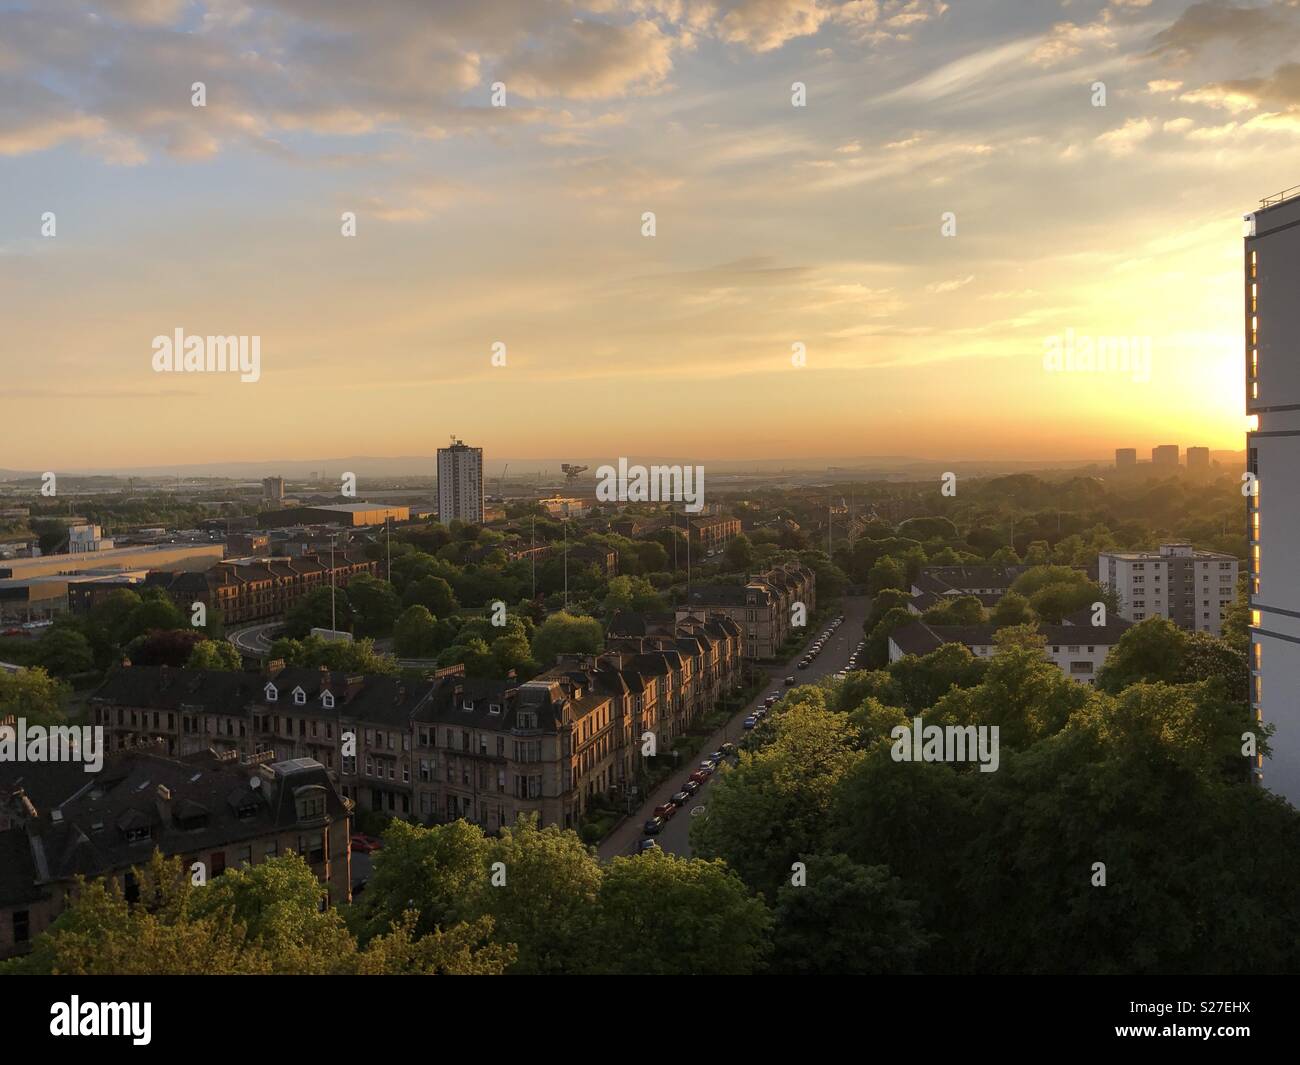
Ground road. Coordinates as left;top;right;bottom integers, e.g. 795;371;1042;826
598;594;869;860
227;621;284;658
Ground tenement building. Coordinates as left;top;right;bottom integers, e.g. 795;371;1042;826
1098;543;1238;635
678;563;815;659
0;746;351;960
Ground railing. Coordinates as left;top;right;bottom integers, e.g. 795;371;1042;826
1260;185;1300;208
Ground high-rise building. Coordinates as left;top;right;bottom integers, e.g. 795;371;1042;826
1245;188;1300;802
1115;448;1137;468
262;476;285;505
437;438;484;524
1099;544;1237;636
1151;444;1180;466
1186;446;1210;471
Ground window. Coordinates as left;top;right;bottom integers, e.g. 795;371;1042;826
293;688;306;705
264;684;278;702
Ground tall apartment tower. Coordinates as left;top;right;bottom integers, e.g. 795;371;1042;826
1186;446;1210;472
437;438;485;524
1151;444;1180;466
1115;448;1137;468
262;476;286;505
1245;188;1300;803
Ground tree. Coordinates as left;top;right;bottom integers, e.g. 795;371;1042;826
601;575;664;615
690;696;863;892
33;628;95;677
347;575;401;638
283;587;352;638
724;533;755;572
125;628;205;667
593;851;773;975
531;611;603;666
771;854;931;975
1096;617;1187;692
467;817;603;975
0;667;69;725
393;605;440;658
118;592;186;644
866;556;907;595
990;591;1034;628
922;594;985;626
491;631;537;678
186;640;242;671
267;635;398;675
403;575;458;617
862;607;915;669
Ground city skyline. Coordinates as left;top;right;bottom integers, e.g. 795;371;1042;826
5;0;1298;469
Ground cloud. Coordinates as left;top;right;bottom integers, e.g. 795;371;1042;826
1096;117;1153;155
506;19;676;99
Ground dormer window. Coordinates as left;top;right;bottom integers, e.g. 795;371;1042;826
294;785;327;822
293;687;306;706
489;703;502;715
124;826;150;843
264;683;278;703
321;691;335;709
463;699;474;712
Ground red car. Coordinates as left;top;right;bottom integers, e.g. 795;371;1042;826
688;770;710;785
350;834;381;853
653;802;677;820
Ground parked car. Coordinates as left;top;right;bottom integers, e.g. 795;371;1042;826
710;749;726;763
784;675;796;686
720;742;737;756
672;790;691;806
350;834;381;854
698;759;717;774
798;660;809;669
682;779;701;794
688;770;710;785
653;802;677;820
643;816;665;835
637;839;660;854
742;716;758;729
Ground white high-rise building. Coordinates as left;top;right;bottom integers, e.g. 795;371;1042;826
1245;188;1300;803
1099;544;1237;636
437;438;484;524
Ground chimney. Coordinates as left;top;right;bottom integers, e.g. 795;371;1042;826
265;658;286;678
154;784;172;825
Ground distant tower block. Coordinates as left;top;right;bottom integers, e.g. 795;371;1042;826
262;477;286;505
1115;448;1137;468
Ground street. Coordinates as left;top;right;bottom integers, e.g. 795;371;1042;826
598;593;869;860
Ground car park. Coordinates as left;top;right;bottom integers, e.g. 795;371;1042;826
643;816;665;835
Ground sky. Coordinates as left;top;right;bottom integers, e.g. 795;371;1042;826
2;0;1299;473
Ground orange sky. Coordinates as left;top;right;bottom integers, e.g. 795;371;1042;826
3;0;1295;471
